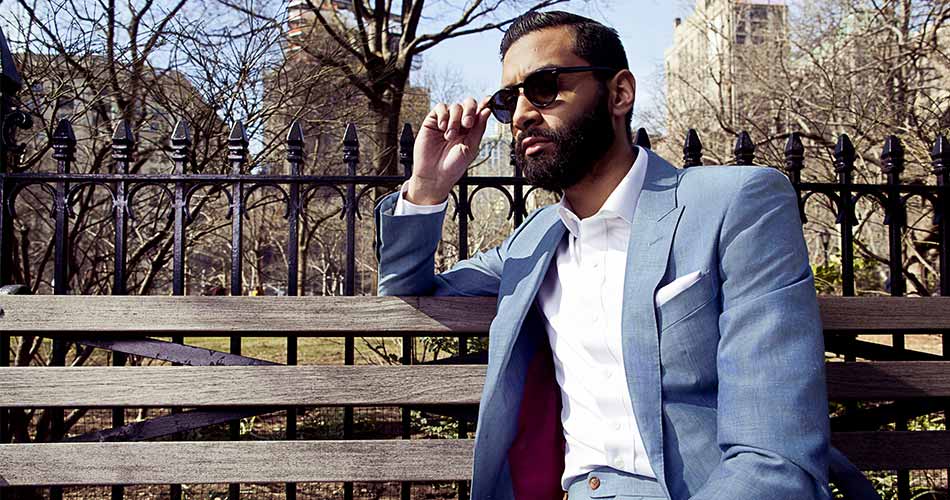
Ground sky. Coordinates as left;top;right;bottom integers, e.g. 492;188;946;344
412;1;695;127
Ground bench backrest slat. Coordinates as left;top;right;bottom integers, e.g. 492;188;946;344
3;296;950;334
0;440;475;486
1;362;947;408
0;366;486;407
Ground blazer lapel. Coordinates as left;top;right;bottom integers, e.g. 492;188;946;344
621;150;684;495
489;214;565;386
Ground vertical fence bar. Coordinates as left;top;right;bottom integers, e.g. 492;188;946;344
881;135;909;500
932;134;950;488
0;27;22;470
834;135;857;297
784;133;805;219
834;135;858;372
170;120;190;500
285;120;304;500
683;129;703;168
455;141;471;500
398;122;414;500
227;121;248;500
50;118;75;500
733;131;755;165
110;120;133;500
341;123;359;500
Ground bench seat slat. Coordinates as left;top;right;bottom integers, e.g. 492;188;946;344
0;432;945;486
832;431;950;469
0;440;475;486
0;296;496;335
825;361;950;399
3;296;950;335
0;366;486;407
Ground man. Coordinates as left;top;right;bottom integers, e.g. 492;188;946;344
375;10;874;500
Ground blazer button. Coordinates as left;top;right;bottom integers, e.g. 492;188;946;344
589;477;601;490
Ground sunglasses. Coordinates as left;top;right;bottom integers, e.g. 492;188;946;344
488;65;617;124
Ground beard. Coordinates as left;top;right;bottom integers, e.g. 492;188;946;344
514;88;616;192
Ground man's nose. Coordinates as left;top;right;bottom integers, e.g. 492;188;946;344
512;93;542;132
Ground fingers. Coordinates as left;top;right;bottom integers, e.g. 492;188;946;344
425;97;487;141
445;103;463;140
461;97;478;129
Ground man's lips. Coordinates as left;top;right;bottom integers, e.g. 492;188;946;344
520;136;551;156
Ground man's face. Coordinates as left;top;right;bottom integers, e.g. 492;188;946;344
501;27;616;191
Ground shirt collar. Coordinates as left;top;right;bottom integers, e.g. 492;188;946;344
556;146;649;239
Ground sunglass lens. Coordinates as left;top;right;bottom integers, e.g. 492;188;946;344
525;70;559;107
489;89;515;124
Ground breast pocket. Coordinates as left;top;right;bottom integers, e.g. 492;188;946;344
655;270;718;332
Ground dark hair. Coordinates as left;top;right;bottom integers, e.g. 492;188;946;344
500;11;632;140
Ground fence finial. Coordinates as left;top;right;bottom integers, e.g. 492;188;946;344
51;119;76;163
286;119;305;172
342;123;359;167
733;131;755;165
228;121;248;173
633;128;651;150
931;134;949;180
0;26;22;93
171;120;192;171
111;120;134;166
834;134;855;175
784;132;804;178
683;129;703;168
399;123;414;178
880;135;904;176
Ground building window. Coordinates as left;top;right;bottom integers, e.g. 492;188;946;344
736;34;746;44
751;6;768;19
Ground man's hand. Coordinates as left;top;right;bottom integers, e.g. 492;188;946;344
407;96;492;205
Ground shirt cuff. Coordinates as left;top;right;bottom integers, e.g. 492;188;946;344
393;184;449;216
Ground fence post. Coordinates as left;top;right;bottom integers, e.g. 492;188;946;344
169;119;191;500
285;119;304;500
0;25;25;459
50;118;75;500
683;129;703;168
227;120;248;500
931;134;950;490
881;134;909;500
110;120;133;500
834;134;857;297
784;133;806;223
397;122;417;500
341;122;359;500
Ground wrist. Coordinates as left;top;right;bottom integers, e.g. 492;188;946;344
404;177;448;206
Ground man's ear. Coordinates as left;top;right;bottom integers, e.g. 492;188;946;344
610;70;636;118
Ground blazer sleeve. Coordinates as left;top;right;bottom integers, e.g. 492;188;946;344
689;167;831;500
375;190;515;297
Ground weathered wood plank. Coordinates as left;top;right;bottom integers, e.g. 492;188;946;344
76;338;276;366
1;296;948;335
0;439;476;486
0;296;497;335
818;296;950;332
4;362;949;407
0;366;486;407
826;362;950;399
832;431;950;469
66;408;274;443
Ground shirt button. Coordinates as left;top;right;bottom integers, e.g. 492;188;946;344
588;477;601;490
613;457;625;469
613;422;622;430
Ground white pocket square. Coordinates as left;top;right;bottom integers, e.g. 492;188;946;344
655;270;706;308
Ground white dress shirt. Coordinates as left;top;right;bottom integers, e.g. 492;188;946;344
394;147;655;490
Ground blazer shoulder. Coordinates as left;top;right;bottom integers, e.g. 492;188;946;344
677;165;791;209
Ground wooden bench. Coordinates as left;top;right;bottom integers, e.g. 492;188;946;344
0;294;948;496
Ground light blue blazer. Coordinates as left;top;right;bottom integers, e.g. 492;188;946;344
375;150;874;500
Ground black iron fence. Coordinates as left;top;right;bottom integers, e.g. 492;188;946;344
2;25;949;500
